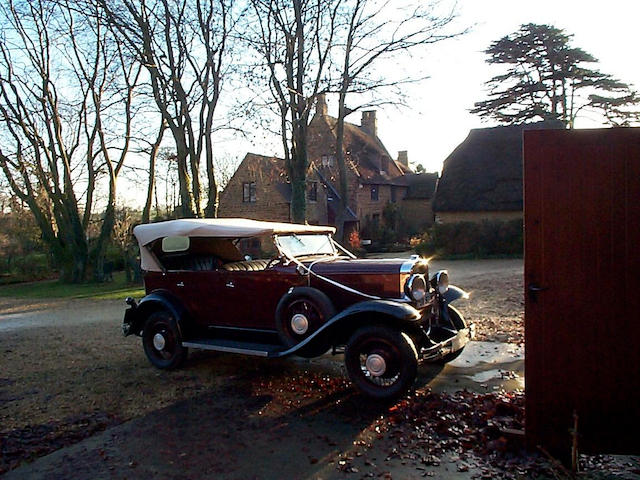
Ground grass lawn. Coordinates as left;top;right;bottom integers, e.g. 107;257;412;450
0;271;144;300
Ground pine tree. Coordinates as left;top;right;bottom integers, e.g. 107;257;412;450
471;24;639;127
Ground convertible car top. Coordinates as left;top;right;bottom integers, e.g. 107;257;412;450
134;218;336;272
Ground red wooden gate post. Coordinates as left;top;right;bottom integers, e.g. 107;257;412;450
524;128;640;459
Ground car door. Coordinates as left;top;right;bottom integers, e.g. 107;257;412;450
213;265;304;330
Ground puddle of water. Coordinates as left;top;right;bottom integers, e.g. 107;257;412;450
423;341;525;393
448;341;523;368
469;369;504;383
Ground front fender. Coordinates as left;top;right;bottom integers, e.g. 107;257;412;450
443;285;469;304
122;290;189;337
330;299;421;324
277;300;421;357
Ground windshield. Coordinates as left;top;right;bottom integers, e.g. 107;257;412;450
276;233;336;258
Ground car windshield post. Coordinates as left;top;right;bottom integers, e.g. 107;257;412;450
331;238;356;259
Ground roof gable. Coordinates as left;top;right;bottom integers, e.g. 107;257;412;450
433;122;563;212
308;113;407;184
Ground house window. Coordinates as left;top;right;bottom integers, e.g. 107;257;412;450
307;181;318;202
321;155;335;167
242;182;256;203
372;213;380;226
370;185;379;201
391;186;397;203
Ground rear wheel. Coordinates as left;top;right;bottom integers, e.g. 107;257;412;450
345;326;418;400
142;311;188;369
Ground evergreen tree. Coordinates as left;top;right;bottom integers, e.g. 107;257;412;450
471;24;639;127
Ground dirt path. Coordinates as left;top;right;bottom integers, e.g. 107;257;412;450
431;258;524;344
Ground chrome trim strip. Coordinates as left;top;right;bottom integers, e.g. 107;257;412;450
182;341;270;357
206;325;278;334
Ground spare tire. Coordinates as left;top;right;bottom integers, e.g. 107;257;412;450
275;287;336;357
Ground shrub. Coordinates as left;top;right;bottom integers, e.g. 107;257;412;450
348;230;361;249
414;219;523;258
0;253;52;283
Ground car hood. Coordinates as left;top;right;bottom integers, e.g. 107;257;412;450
307;257;413;275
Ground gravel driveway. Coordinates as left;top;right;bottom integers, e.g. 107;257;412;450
0;258;526;477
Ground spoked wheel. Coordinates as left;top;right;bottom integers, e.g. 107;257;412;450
345;326;418;400
275;287;335;357
142;311;188;369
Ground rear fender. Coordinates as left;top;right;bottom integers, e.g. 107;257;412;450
124;290;189;337
283;299;421;356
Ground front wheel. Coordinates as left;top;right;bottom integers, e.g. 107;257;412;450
344;326;418;400
142;311;188;369
275;287;335;358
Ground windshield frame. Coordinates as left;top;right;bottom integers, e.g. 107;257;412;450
273;233;338;259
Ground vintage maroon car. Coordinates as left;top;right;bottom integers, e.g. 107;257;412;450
123;218;473;399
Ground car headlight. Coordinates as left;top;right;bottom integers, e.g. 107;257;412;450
431;270;449;294
406;274;427;303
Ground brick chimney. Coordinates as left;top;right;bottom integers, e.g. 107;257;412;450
397;150;408;168
316;93;328;116
361;110;377;137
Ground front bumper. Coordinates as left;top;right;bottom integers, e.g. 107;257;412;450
421;322;475;361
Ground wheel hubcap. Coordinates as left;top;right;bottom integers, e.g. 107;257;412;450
291;314;309;335
153;332;166;351
365;353;387;377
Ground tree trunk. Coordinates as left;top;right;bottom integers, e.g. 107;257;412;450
204;128;218;217
143;121;165;223
290;122;308;223
175;140;196;218
334;90;350;242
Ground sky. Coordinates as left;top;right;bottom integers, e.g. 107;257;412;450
264;0;638;176
120;0;640;207
368;0;640;174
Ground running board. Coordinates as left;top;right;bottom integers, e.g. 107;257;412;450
182;338;287;357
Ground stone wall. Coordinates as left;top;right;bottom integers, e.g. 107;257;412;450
400;198;434;231
218;153;328;224
434;210;523;224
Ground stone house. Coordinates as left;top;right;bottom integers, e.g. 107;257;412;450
432;122;562;224
217;153;329;225
218;95;437;239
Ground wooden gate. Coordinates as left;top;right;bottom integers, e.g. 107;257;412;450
524;128;640;457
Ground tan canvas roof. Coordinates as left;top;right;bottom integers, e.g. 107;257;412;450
133;218;335;247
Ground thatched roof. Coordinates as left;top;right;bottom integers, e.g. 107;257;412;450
404;172;439;200
433;122;563;212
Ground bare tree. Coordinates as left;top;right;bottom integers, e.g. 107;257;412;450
331;0;462;238
0;0;138;282
98;0;241;218
112;205;141;282
214;153;241;192
246;0;340;223
141;119;167;224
